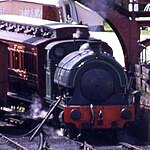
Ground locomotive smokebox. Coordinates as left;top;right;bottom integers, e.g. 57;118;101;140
0;42;8;106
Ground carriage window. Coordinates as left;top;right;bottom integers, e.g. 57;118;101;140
9;44;24;70
8;44;37;76
12;51;19;69
24;52;36;74
20;52;24;70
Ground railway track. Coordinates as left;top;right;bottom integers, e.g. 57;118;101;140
79;141;96;150
0;106;149;150
120;142;141;150
0;130;149;150
0;133;28;150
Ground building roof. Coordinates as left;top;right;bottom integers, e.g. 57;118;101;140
0;0;65;7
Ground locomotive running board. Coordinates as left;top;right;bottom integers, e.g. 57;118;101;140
7;92;32;103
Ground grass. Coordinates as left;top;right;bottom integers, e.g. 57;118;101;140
137;86;150;98
103;22;113;32
141;29;150;36
143;92;150;99
104;22;150;35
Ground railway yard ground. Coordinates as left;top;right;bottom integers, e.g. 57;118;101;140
0;107;150;150
0;123;150;150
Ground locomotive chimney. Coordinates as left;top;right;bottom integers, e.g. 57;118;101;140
0;42;8;106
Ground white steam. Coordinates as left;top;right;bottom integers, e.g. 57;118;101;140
29;94;47;119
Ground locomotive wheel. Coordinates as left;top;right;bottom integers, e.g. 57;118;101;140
64;124;78;139
107;129;119;144
50;109;62;128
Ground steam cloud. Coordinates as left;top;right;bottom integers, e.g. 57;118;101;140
29;94;47;119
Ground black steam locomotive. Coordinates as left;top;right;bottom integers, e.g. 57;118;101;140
0;15;135;136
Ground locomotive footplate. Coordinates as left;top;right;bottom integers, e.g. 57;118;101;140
64;105;135;129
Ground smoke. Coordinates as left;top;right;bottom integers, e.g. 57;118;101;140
28;94;47;119
79;0;112;19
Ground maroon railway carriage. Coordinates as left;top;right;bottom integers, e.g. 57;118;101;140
0;15;88;103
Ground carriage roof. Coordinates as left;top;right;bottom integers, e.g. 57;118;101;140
0;15;89;46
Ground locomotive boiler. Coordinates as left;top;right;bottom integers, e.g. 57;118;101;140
0;15;135;137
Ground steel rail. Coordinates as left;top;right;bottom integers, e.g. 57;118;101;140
0;133;28;150
120;142;141;150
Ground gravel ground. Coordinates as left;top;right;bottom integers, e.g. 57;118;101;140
0;122;149;150
1;135;150;150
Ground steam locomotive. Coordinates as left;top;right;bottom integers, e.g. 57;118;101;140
0;15;135;137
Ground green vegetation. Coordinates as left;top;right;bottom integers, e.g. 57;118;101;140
143;92;150;98
141;29;150;35
104;22;150;36
103;22;113;32
137;86;150;98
